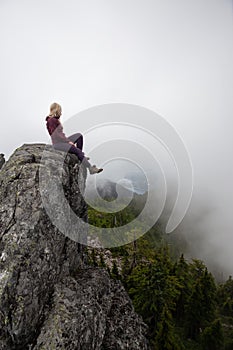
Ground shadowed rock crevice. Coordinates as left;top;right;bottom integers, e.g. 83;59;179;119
0;154;5;171
0;144;149;350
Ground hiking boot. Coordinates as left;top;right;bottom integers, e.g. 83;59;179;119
89;165;103;175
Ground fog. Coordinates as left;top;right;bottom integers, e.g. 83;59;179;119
0;0;233;275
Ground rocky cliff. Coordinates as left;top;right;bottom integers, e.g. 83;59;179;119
0;144;149;350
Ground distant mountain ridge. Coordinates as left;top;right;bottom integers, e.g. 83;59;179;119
97;178;134;200
86;177;146;202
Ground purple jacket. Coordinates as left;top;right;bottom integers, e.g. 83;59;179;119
45;116;70;144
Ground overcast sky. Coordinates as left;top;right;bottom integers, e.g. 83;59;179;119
1;0;233;274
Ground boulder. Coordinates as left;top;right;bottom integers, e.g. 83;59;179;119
0;144;149;349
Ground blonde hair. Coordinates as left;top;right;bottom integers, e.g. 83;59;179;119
49;102;62;117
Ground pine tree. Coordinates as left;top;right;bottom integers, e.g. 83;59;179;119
217;275;233;316
99;253;106;268
121;255;130;278
185;281;203;339
185;260;217;339
155;305;184;350
174;254;192;322
201;319;224;350
111;260;120;280
90;249;98;267
127;249;181;337
200;268;217;323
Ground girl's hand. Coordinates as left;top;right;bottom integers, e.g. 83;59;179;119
69;141;76;146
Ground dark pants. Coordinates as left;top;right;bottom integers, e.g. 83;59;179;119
53;133;91;168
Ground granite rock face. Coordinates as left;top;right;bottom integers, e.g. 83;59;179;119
34;268;148;350
0;144;87;349
0;144;149;350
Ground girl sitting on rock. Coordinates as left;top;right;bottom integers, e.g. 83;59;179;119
46;102;103;175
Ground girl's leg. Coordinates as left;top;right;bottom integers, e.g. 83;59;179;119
53;142;91;168
68;133;83;150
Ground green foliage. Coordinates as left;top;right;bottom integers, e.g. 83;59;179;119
222;326;233;350
99;253;106;268
184;262;217;339
111;261;120;280
87;198;233;349
218;275;233;317
90;249;98;267
121;254;131;279
174;254;192;322
201;319;224;350
154;305;185;350
127;247;181;338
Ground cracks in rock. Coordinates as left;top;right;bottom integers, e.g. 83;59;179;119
28;288;55;350
28;240;69;349
2;165;23;186
61;237;68;261
0;167;23;243
2;268;21;349
35;168;39;185
30;154;36;164
0;220;16;243
0;196;17;243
